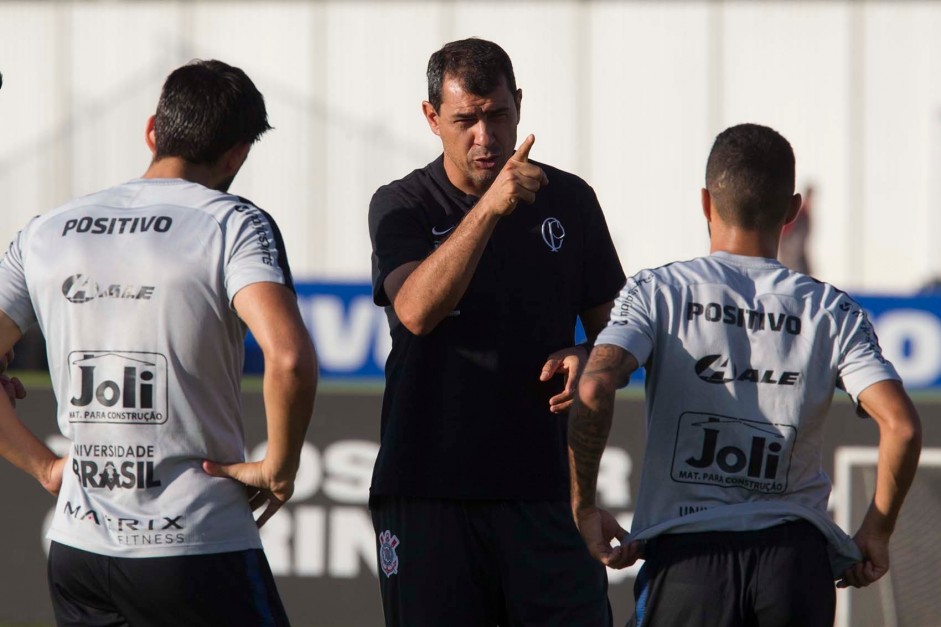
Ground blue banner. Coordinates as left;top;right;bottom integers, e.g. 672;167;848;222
245;283;941;389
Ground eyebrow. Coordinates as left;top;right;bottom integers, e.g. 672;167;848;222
450;106;513;120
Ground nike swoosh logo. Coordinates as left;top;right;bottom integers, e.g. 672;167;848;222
431;225;455;236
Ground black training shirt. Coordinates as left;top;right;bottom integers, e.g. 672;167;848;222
368;155;625;500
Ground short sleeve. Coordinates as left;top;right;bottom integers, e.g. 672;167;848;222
224;203;294;303
834;295;901;410
578;184;626;311
0;227;37;332
595;271;657;365
368;186;432;307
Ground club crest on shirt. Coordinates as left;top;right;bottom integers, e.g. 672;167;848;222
541;217;565;252
379;530;400;577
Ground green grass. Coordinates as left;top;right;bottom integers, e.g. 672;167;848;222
13;370;941;403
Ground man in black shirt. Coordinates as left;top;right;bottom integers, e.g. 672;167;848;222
368;38;625;626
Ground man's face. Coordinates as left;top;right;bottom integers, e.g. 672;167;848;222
424;74;521;196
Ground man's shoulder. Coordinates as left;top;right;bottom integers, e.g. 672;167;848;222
531;160;592;190
632;256;712;285
372;159;441;204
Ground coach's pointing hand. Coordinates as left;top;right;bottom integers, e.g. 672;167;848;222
481;134;548;217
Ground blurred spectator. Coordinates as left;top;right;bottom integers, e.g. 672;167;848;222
779;184;813;274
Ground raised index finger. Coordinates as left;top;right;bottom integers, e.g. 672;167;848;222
513;134;535;163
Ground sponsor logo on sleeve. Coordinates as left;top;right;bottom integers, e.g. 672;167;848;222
612;274;653;325
671;412;796;493
233;204;274;266
67;351;168;424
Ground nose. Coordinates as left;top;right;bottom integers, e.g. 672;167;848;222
474;120;495;147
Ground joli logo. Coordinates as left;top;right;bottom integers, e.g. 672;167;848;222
67;351;168;424
671;412;795;493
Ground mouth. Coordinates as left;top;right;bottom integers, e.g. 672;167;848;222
473;155;500;170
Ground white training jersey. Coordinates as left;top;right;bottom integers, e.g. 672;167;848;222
0;178;292;558
596;251;900;575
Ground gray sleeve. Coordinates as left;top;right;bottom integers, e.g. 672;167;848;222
594;271;656;365
223;203;292;303
835;296;901;409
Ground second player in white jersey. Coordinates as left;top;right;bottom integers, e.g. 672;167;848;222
595;251;897;574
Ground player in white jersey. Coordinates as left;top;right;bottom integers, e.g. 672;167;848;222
569;124;922;626
0;60;317;626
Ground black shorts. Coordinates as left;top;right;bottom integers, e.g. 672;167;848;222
370;495;611;627
47;541;290;627
628;520;835;627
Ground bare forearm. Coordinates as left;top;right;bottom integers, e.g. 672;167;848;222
857;380;923;536
233;282;319;482
569;345;638;513
568;386;615;512
866;414;921;534
394;204;500;334
262;348;317;481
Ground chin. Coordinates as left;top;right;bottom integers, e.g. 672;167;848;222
471;170;498;188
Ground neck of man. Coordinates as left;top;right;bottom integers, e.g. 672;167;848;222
142;156;225;191
709;224;782;260
442;155;491;197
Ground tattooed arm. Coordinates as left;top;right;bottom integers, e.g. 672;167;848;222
568;343;641;568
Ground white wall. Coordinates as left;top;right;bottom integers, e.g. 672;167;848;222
1;0;938;291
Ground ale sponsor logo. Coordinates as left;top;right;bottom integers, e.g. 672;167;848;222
67;351;168;424
671;412;795;493
694;354;800;386
61;274;155;304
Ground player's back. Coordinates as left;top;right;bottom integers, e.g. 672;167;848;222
598;251;895;566
0;178;288;557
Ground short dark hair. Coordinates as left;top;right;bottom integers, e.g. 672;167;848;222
426;38;517;111
705;123;796;230
154;59;272;164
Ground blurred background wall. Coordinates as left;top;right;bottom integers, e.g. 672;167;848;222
2;0;941;293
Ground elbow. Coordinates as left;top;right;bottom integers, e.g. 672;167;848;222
577;375;616;410
885;410;923;456
901;416;923;451
266;340;317;381
395;305;439;336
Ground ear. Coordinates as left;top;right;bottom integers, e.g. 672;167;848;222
223;142;251;176
145;115;157;154
422;101;441;137
515;88;523;121
783;192;802;225
701;188;712;222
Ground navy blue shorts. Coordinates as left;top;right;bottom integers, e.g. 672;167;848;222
47;541;290;627
370;495;611;627
629;520;835;627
